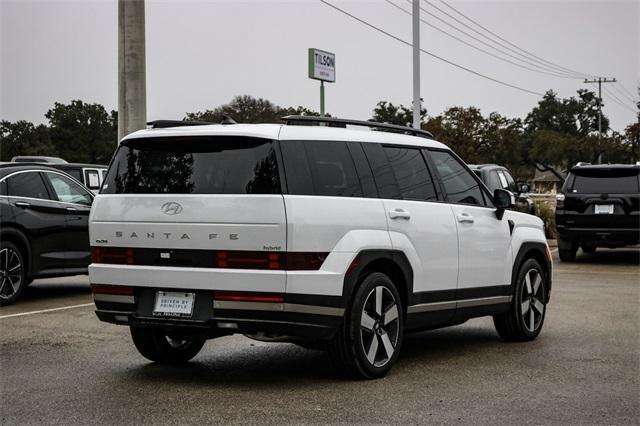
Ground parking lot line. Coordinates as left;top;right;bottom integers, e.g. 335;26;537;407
0;303;94;319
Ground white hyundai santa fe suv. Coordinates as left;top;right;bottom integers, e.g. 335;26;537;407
90;116;552;379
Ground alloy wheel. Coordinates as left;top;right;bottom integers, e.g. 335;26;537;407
359;286;400;368
0;247;23;301
521;269;545;332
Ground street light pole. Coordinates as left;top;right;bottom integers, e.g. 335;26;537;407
412;0;421;129
118;0;147;142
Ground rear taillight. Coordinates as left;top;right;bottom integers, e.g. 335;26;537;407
213;251;327;270
555;193;565;209
213;291;284;303
91;247;135;265
90;284;134;296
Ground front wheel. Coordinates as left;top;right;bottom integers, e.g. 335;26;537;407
130;327;206;363
327;272;403;379
0;242;27;306
494;258;547;341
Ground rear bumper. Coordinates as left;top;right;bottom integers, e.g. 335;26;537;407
93;287;344;340
556;226;640;246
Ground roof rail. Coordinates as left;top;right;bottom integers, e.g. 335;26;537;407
147;116;237;129
575;161;592;167
281;115;434;139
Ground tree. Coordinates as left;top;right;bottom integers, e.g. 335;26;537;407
0;120;52;162
371;101;425;126
185;95;321;124
45;100;117;164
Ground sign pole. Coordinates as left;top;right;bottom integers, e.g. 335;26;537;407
320;81;325;117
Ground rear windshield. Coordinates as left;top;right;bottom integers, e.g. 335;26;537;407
571;169;639;194
101;136;280;194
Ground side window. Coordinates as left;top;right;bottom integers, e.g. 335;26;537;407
65;169;83;182
280;141;362;197
361;143;401;199
84;169;101;190
6;172;50;200
0;180;7;196
383;146;437;201
496;170;509;189
428;150;486;206
45;173;92;206
503;170;519;192
346;142;378;198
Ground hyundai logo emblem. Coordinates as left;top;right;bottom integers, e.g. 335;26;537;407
161;202;183;215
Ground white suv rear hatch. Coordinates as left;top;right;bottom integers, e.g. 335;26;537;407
89;131;287;292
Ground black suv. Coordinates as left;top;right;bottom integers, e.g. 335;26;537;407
555;163;640;261
0;164;94;304
468;164;534;214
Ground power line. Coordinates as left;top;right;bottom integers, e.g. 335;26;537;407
318;0;544;96
436;0;595;79
386;0;578;79
616;82;638;101
609;82;637;104
408;0;579;79
602;87;637;114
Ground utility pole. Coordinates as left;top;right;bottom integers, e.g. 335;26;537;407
118;0;147;142
584;77;616;142
412;0;421;129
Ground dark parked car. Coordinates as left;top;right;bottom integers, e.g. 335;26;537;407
0;164;94;305
468;164;534;214
48;163;108;193
555;163;640;261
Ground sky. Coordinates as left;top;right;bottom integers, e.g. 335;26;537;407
1;0;638;132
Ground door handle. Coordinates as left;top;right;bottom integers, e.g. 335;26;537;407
457;212;475;223
14;201;31;208
389;208;411;220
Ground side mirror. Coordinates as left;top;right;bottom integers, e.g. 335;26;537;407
519;183;530;194
494;188;513;220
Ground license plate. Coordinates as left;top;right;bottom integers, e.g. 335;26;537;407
595;204;614;214
153;291;195;317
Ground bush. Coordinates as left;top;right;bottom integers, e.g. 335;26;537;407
534;199;556;239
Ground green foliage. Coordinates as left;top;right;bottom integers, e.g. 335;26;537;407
0;120;52;161
534;198;557;239
185;95;322;124
371;101;425;126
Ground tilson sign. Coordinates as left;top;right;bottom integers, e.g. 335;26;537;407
308;48;335;83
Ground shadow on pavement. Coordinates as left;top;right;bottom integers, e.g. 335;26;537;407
19;277;91;303
571;247;640;266
122;324;502;386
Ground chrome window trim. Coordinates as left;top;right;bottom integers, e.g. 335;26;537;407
0;169;94;207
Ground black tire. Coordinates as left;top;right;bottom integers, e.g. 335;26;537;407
0;241;27;306
327;272;404;379
130;327;206;363
558;237;577;262
493;258;547;342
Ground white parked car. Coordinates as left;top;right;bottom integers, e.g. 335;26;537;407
89;116;552;379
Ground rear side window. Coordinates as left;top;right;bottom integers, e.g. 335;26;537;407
281;141;362;197
361;143;401;199
428;150;486;206
383;146;437;201
101;137;281;194
45;172;93;206
84;169;100;190
571;170;639;194
6;172;50;200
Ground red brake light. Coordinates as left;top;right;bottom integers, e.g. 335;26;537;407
213;291;284;303
91;284;134;296
212;251;327;270
91;247;135;265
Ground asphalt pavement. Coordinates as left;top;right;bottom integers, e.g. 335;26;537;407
1;248;638;425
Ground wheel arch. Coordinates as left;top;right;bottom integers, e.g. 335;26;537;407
343;250;413;314
0;226;32;276
512;242;552;303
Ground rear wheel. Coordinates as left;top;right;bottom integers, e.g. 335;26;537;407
327;272;403;379
0;242;27;306
558;237;577;262
130;327;206;363
494;258;547;341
